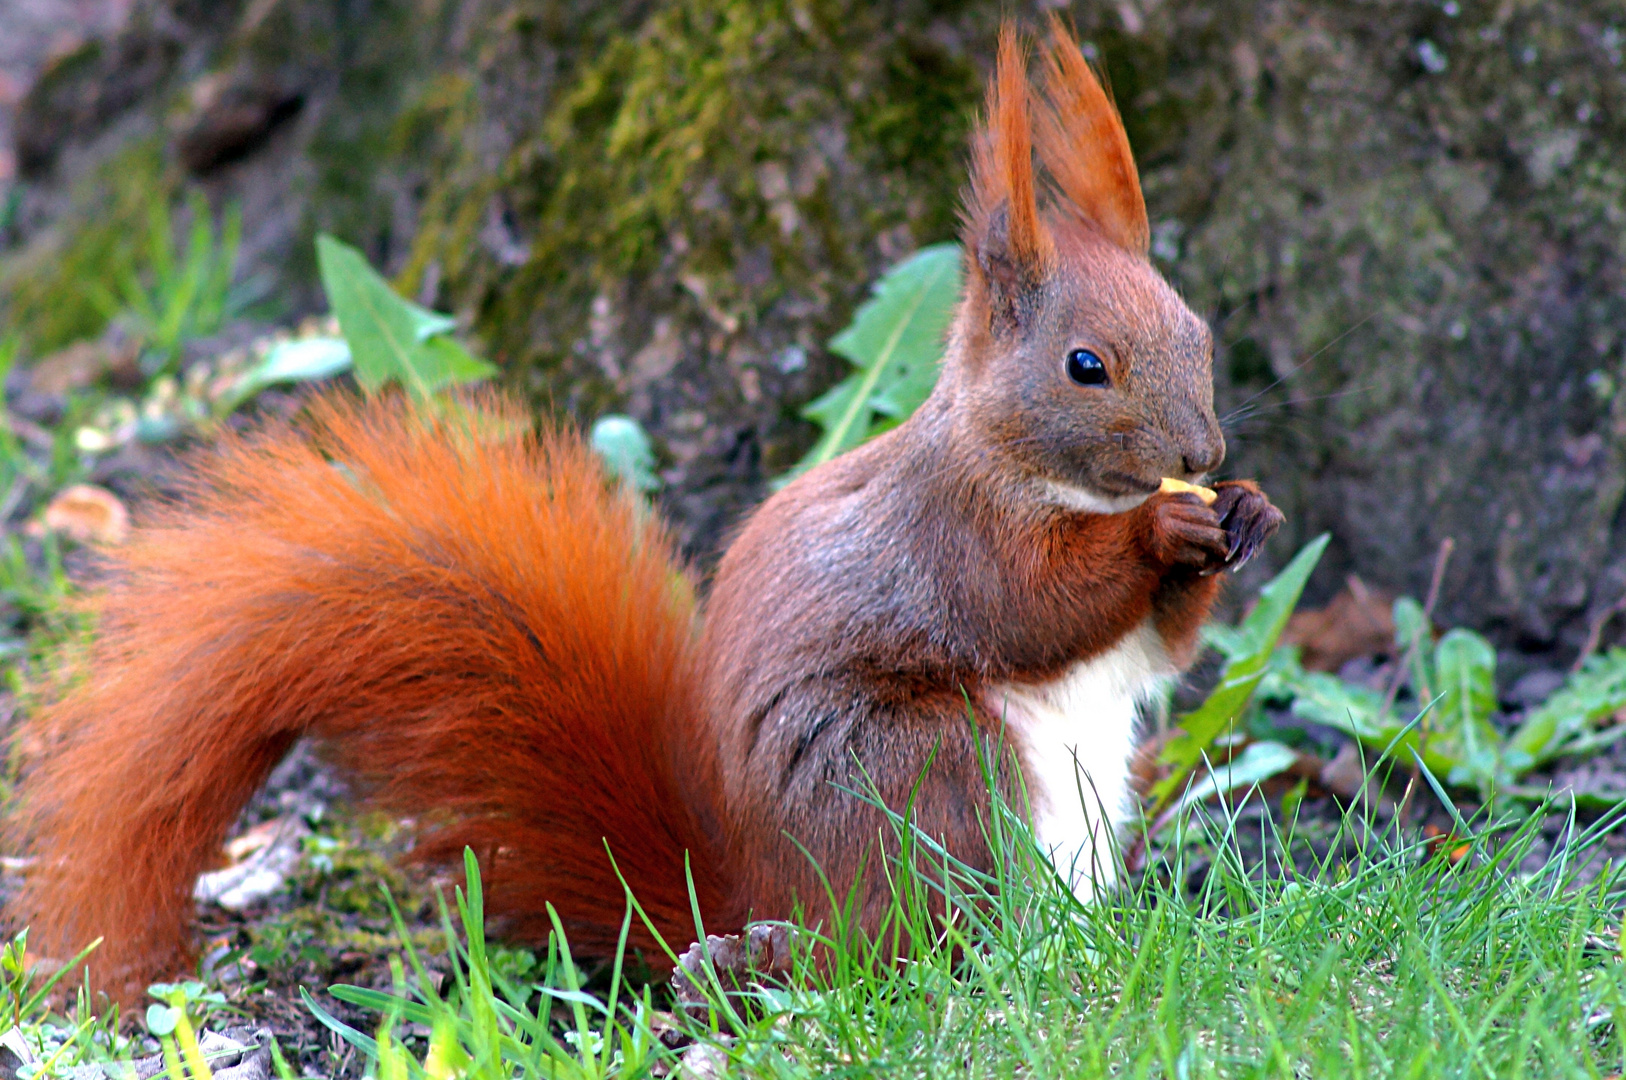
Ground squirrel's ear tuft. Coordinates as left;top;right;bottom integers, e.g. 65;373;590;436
965;25;1053;325
1034;17;1149;256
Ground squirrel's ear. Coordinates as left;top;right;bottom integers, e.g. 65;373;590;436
965;26;1053;328
1034;17;1149;255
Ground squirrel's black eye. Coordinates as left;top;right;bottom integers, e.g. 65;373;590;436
1065;348;1108;387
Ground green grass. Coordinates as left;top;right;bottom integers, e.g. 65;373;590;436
287;778;1626;1080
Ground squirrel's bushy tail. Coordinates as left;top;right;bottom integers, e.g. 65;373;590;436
11;392;726;998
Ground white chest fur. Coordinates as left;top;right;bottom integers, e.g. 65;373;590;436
988;620;1174;900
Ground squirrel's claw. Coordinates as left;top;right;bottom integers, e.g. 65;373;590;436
1205;480;1285;575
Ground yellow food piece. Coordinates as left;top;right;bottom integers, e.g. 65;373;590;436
1159;477;1217;504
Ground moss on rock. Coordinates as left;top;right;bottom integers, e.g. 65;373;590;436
0;137;173;353
394;0;989;544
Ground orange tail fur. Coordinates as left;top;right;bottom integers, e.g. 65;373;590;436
10;392;727;999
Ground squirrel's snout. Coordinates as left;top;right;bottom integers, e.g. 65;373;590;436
1181;443;1224;477
1175;419;1226;478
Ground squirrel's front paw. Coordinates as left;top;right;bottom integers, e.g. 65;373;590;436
1147;493;1230;570
1207;480;1285;575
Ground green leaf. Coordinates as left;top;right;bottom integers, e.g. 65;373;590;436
1260;595;1597;790
326;983;440;1028
590;415;661;492
1393;595;1434;701
1173;740;1303;815
315;234;498;398
1509;646;1626;764
301;986;380;1058
408;308;457;342
1433;628;1496;728
1288;669;1459;777
1153;535;1330;804
1393;596;1428;651
1431;628;1502;788
1288;669;1394;741
145;1004;177;1036
417;334;500;387
1198;620;1249;662
792;244;961;477
232;336;353;403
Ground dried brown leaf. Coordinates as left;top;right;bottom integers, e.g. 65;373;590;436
40;483;129;545
1283;575;1396;672
670;924;797;1032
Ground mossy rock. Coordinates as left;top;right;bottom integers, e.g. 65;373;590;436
398;0;1000;547
1128;1;1626;652
2;0;1624;653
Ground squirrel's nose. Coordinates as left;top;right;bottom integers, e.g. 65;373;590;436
1178;424;1226;477
1182;447;1223;476
1165;403;1225;478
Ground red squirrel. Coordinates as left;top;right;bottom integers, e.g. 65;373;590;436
9;23;1281;1000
